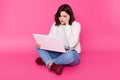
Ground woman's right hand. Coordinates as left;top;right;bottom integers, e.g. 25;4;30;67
36;44;41;49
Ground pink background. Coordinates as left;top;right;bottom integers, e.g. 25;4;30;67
0;0;120;80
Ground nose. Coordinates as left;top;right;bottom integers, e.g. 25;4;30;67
60;18;64;21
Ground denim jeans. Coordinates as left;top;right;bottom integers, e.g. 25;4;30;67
36;48;80;67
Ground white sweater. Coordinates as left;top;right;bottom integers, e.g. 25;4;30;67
48;21;81;53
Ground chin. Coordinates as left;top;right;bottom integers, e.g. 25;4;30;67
61;22;66;25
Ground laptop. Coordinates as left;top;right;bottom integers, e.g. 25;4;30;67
32;34;66;53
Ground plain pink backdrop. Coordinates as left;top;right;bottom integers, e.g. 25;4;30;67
0;0;120;80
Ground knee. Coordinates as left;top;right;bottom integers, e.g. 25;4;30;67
69;54;80;66
65;51;78;61
35;48;45;53
67;51;76;58
65;53;75;62
35;47;39;50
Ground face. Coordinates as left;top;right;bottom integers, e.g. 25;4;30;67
59;11;70;25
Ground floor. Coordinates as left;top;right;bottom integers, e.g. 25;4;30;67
0;38;119;80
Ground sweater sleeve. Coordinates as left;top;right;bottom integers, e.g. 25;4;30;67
65;22;81;48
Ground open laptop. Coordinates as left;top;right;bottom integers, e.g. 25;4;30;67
32;34;66;53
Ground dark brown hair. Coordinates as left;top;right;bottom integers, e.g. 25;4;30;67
55;4;75;26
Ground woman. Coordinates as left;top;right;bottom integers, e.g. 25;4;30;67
35;4;81;75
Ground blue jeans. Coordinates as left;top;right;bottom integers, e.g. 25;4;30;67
36;48;80;67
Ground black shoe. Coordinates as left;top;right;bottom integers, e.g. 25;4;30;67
35;57;45;65
49;63;64;75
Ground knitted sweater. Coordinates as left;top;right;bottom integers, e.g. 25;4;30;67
48;21;81;53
